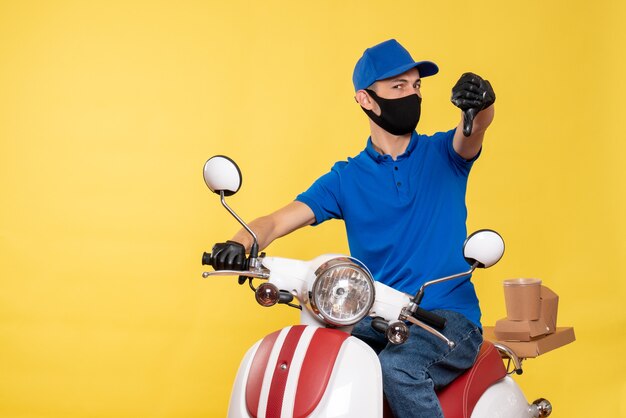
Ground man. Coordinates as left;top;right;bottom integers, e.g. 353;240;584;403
211;39;495;418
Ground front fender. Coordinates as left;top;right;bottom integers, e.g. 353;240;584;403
228;325;383;418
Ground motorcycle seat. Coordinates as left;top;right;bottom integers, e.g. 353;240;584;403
437;339;507;418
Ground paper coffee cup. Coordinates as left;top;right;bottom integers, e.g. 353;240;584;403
503;278;542;320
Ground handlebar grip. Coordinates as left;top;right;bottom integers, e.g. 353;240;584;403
413;308;447;331
201;251;248;285
202;252;214;266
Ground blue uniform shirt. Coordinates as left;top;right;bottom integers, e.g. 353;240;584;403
296;129;482;327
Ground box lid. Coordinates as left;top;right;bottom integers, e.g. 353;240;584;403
494;318;550;341
483;326;576;358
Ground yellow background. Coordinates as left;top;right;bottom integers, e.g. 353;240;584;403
1;0;624;417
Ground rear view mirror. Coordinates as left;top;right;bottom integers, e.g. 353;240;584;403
203;155;242;196
463;230;505;268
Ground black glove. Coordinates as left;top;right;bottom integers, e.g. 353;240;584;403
211;241;247;271
451;72;495;137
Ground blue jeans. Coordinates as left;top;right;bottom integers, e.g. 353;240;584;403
351;310;483;418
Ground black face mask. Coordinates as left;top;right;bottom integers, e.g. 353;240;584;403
361;89;421;136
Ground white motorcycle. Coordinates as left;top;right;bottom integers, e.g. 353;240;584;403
201;155;553;418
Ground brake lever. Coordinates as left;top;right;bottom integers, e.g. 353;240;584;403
401;310;456;349
202;270;270;279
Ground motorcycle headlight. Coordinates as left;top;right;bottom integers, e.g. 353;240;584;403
310;257;375;327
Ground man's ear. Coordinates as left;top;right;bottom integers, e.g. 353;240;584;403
355;89;374;110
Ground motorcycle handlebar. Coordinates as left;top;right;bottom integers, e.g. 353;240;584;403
412;307;447;331
204;250;444;330
201;251;268;283
202;252;214;266
202;250;250;270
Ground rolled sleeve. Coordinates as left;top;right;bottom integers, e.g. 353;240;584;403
295;163;344;226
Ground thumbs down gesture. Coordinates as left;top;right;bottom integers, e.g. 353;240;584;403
451;72;496;137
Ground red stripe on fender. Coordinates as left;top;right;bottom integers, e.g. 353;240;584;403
245;329;281;418
265;325;307;418
293;328;350;418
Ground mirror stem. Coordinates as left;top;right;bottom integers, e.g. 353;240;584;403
220;191;260;260
412;262;479;304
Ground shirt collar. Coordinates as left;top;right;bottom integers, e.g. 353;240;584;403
365;131;419;163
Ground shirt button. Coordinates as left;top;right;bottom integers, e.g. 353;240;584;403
394;166;398;171
397;182;402;187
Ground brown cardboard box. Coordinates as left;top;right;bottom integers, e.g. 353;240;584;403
484;326;576;358
540;286;559;333
494;284;560;342
493;317;550;341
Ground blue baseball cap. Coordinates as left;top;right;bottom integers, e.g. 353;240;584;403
352;39;439;91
